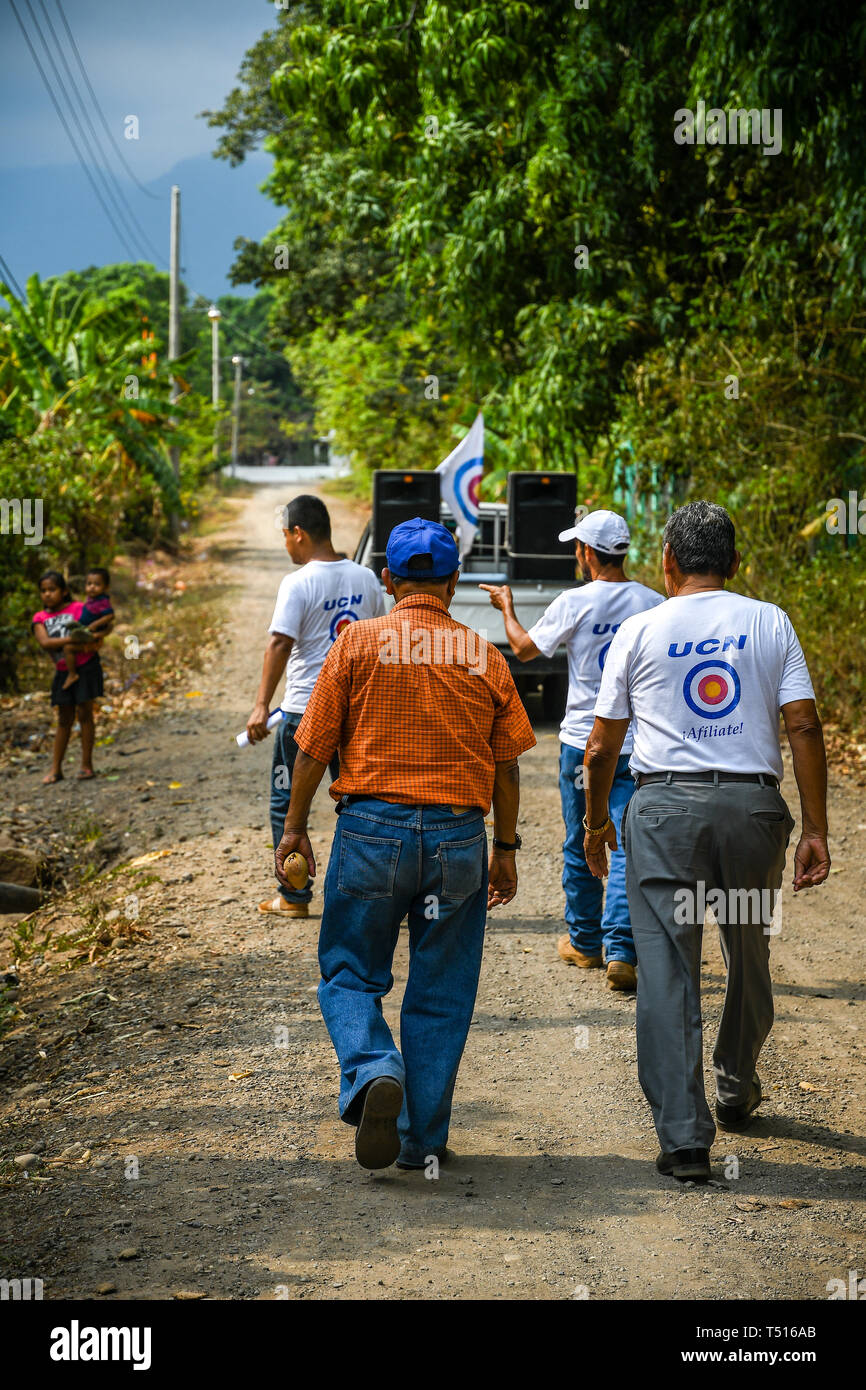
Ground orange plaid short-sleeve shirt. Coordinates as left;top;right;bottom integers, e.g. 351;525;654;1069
294;593;536;812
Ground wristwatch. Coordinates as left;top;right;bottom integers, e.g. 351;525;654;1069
493;833;522;852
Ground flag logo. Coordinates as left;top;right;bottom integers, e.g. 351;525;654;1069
452;456;482;526
436;412;484;558
683;660;741;719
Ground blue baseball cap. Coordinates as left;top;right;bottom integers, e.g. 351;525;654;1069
386;516;460;579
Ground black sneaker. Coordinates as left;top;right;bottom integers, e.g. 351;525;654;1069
656;1148;711;1182
716;1078;762;1133
354;1077;404;1170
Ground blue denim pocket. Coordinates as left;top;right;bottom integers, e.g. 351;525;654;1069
338;830;402;899
439;831;487;901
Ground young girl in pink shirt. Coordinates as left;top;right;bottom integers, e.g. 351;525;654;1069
31;571;105;783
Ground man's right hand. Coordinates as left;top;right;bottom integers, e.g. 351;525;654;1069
246;701;271;744
276;828;316;886
479;583;514;615
792;832;831;890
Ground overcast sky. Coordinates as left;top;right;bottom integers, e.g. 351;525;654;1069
0;0;273;178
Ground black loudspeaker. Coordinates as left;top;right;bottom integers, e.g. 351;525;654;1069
372;470;442;563
507;472;578;582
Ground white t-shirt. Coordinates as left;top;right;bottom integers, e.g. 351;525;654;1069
594;589;815;778
527;579;664;751
269;559;385;713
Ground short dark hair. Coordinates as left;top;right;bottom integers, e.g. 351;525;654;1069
590;546;625;568
283;495;331;542
87;567;110;587
663;501;736;576
407;554;434;573
39;569;72;601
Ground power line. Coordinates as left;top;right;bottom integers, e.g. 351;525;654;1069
8;0;139;260
0;249;27;302
11;0;286;369
52;0;161;202
36;0;167;266
21;0;149;262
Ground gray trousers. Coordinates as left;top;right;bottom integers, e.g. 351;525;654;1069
621;778;795;1152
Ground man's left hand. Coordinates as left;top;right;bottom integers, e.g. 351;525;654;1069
584;821;618;880
275;828;316;885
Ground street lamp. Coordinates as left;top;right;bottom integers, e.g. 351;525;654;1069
230;354;244;475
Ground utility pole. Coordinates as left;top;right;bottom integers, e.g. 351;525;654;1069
168;184;181;535
169;186;181;392
207;304;221;472
230;354;244;475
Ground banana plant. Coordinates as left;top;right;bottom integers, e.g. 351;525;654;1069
0;273;195;506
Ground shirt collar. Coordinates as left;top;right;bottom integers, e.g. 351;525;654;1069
392;593;450;615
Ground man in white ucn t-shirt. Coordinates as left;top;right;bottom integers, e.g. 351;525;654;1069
246;494;385;918
481;509;663;991
583;500;830;1185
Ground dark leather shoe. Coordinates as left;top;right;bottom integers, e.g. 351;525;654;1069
354;1077;403;1170
656;1148;711;1182
396;1147;452;1171
716;1078;762;1132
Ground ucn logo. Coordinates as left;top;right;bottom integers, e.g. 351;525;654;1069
0;497;43;546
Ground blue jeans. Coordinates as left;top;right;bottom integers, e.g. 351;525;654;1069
559;744;635;965
270;713;340;903
317;797;488;1166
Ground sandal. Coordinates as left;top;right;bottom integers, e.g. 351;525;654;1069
257;896;308;918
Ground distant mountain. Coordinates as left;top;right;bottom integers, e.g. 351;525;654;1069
0;151;277;297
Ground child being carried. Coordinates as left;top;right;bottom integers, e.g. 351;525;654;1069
61;567;115;689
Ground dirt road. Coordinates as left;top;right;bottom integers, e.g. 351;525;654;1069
1;485;864;1301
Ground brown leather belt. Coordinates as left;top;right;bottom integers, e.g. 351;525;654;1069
635;771;779;790
338;796;478;814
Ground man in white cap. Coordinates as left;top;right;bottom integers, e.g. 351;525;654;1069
481;509;664;989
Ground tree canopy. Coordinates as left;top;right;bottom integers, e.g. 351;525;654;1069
203;0;866;724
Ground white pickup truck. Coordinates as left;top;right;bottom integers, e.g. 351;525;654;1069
353;500;578;720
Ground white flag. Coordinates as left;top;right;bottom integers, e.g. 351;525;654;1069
436;412;483;559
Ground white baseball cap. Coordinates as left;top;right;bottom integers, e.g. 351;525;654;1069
558;508;631;553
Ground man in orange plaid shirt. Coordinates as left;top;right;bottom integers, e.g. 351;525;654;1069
275;516;536;1171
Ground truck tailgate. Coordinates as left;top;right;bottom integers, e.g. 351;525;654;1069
379;582;575;645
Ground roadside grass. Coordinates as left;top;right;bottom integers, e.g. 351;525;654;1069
0;482;243;1038
0;839;165;1041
